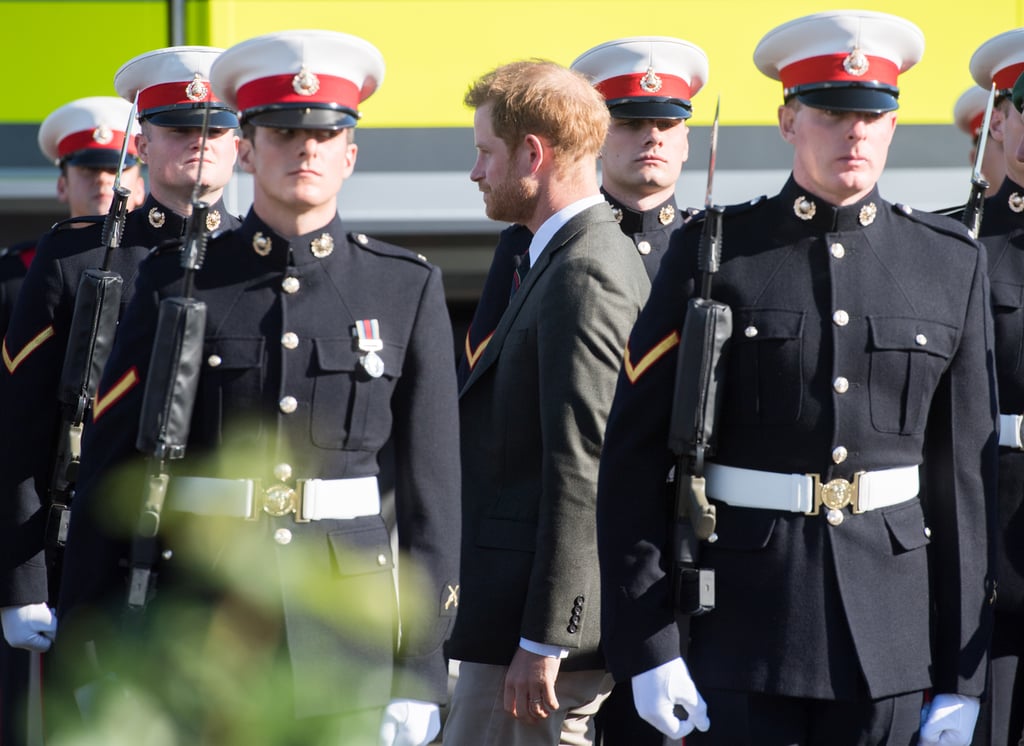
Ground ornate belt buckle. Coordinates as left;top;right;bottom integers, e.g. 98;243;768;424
263;483;298;517
808;473;862;525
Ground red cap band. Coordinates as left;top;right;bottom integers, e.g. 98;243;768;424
236;73;360;112
780;53;899;90
969;112;985;137
595;73;692;101
57;129;135;159
994;62;1024;92
138;79;221;112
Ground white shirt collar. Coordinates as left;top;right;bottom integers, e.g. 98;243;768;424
527;193;605;268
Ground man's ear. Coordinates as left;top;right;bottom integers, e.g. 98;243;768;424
990;105;1007;145
778;104;797;144
522;133;546;176
55;174;69;205
238;136;256;175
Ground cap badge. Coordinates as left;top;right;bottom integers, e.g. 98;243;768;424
92;125;113;145
793;196;816;221
639;67;663;93
352;319;385;378
607;202;623;223
858;202;877;226
659;204;676;225
252;232;272;256
310;233;334;258
148;207;166;229
842;48;869;77
206;210;222;232
185;73;209;102
1010;192;1024;213
292;66;321;97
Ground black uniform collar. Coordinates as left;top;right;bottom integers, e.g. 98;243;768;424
239;209;345;266
779;175;882;234
138;193;188;237
601;187;680;234
990;177;1024;217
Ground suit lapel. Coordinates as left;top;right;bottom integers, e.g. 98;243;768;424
460;204;611;395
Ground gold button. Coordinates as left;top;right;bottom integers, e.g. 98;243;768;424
833;377;849;394
207;354;222;367
830;242;845;259
915;334;927;346
832;446;848;464
826;509;844;526
636;240;652;255
282;332;299;349
377;554;388;566
355;233;369;245
279;396;298;414
273;463;293;482
744;326;758;338
274;528;292;545
282;276;300;294
833;310;849;327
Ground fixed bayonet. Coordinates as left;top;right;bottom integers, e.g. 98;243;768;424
963;83;997;238
101;90;139;268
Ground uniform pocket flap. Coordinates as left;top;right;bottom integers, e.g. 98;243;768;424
314;337;404;377
203;337;265;370
990;280;1024;310
327;525;394;576
734;308;805;340
881;499;930;553
477;517;536;552
867;317;956;358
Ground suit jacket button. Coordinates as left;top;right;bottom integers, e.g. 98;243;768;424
566;623;578;634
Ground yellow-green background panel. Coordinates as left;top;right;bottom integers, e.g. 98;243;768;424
2;0;1024;126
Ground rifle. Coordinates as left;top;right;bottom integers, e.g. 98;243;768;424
45;94;139;572
126;104;213;613
666;97;729;616
962;83;997;239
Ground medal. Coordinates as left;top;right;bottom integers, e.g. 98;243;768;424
353;319;384;378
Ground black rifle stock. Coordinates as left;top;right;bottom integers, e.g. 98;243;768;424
126;105;212;613
45;99;137;569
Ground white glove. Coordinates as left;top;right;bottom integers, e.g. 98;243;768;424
918;694;980;746
379;699;441;746
1;603;56;653
631;658;710;739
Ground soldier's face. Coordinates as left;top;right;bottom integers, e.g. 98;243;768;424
136;124;238;198
56;163;144;218
780;103;896;206
239;127;356;214
600;117;688;204
470;104;538;224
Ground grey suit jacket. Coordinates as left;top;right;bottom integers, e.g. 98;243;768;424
447;202;650;671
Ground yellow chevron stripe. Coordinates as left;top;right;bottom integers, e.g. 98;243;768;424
623;331;680;384
93;367;139;420
464;329;495;370
2;326;56;374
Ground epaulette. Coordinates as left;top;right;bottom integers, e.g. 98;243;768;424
348;231;432;267
49;214;104;232
0;239;35;259
933;203;966;217
891;202;976;245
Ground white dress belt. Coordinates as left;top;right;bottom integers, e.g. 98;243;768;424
166;475;381;521
999;413;1024;449
704;463;919;515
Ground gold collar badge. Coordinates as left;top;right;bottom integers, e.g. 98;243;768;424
607;202;623;223
858;202;877;226
252;232;272;256
659;204;676;225
292;66;320;97
185;73;208;102
639;67;663;93
310;233;334;258
793;196;816;221
1010;192;1024;213
148;207;165;228
842;48;869;77
206;210;222;232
